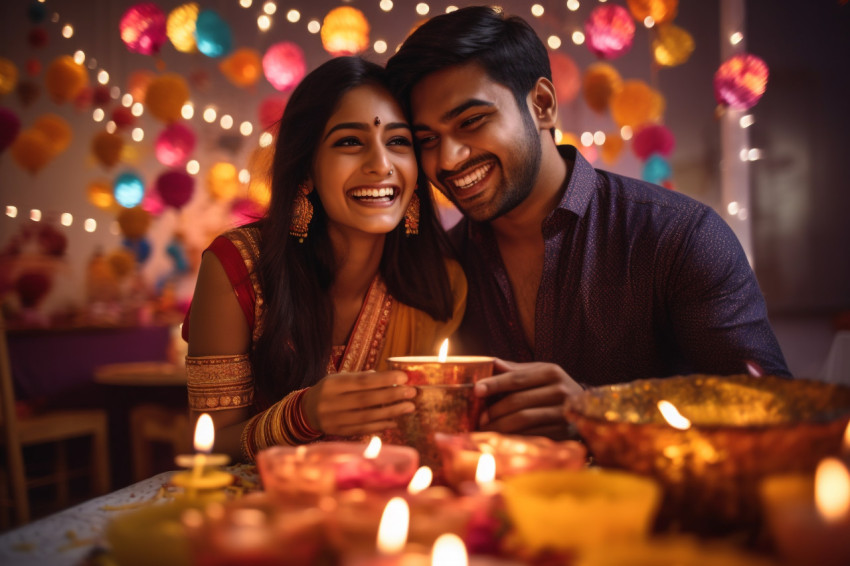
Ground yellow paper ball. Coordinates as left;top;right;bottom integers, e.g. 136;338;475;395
219;48;262;88
321;7;370;56
87;179;117;211
45;55;89;104
627;0;678;25
107;248;137;278
0;57;19;96
116;206;152;239
167;3;199;53
145;73;190;124
11;129;53;174
601;133;625;165
653;24;694;67
207;161;239;200
91;131;125;168
583;63;623;114
610;80;664;128
32;114;72;156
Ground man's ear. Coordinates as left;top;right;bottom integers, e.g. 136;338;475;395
529;77;557;130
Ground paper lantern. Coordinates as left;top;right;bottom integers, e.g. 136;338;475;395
221;47;262;88
11;129;52;174
600;133;625;165
0;107;21;153
0;57;18;95
32;113;72;155
627;0;678;25
263;42;306;92
16;80;40;107
111;106;136;129
142;187;166;216
107;248;137;278
548;51;580;106
27;27;48;49
714;53;769;111
114;172;146;209
231;197;266;226
87;179;117;210
26;58;41;77
145;73;190;123
123;237;152;263
156;169;195;209
642;154;672;184
583;63;623;114
610;80;664;128
128;70;155;103
258;95;288;132
632;124;675;160
653;24;694;67
155;122;196;166
195;9;232;58
585;5;635;60
45;55;89;104
92;131;124;168
120;3;167;56
321;7;370;56
27;0;47;24
90;85;112;107
167;3;199;53
207;162;239;201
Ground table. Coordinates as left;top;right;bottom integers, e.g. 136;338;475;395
93;362;186;387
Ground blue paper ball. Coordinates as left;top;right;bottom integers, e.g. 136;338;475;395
195;10;232;58
114;171;145;208
642;154;672;185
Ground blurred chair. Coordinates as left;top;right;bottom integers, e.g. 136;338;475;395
819;330;850;385
130;404;192;482
0;318;110;528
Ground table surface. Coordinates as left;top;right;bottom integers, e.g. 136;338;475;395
93;361;187;387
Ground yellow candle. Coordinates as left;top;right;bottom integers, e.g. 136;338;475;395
172;413;232;498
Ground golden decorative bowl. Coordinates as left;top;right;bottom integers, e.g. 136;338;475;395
564;374;850;534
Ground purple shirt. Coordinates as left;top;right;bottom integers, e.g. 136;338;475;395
450;146;790;386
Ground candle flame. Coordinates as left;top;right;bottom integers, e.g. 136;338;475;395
815;457;850;522
431;533;468;566
376;497;409;555
657;400;691;430
407;466;433;495
363;436;382;459
843;421;850;454
475;452;496;485
438;338;449;362
194;413;214;453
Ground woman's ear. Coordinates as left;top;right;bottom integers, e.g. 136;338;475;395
529;77;558;130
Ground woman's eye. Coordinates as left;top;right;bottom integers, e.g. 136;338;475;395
333;136;362;147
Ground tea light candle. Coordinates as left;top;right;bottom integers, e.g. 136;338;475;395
760;457;850;566
172;413;233;499
343;497;431;566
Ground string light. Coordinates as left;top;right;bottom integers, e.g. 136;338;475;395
374;40;388;54
380;0;394;12
239;121;253;136
593;131;606;145
620;125;633;140
6;206;17;218
239;0;252;8
61;24;73;38
416;3;430;16
131;127;144;142
84;219;97;233
73;50;85;64
60;213;73;227
572;31;585;45
547;35;561;49
220;114;234;129
580;131;594;146
30;209;42;222
739;115;755;128
258;15;271;31
105;121;116;134
259;132;274;147
97;70;109;84
203;107;217;123
730;32;743;45
531;4;544;17
131;102;143;117
263;2;277;15
121;94;133;107
181;103;194;120
186;160;200;175
307;20;320;33
446;5;458;12
93;108;105;122
644;17;655;28
567;0;580;11
238;169;251;183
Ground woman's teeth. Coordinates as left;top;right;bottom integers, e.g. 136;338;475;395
349;187;396;200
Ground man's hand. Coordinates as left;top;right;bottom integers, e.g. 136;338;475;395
474;359;582;439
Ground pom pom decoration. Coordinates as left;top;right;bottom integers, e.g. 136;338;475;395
600;132;625;165
652;24;694;67
167;3;199;53
45;55;89;104
258;95;288;132
609;80;665;128
642;153;672;184
107;248;137;279
87;179;118;211
113;171;146;209
11;129;53;174
583;63;623;114
221;47;262;89
230;197;266;227
155;169;195;209
32;113;72;156
194;10;232;58
321;7;370;56
155;122;196;167
0;58;18;95
141;187;166;216
207;162;239;201
123;237;151;263
584;5;635;60
714;53;769;111
17;81;40;108
15;270;52;309
25;58;41;77
120;3;167;56
145;73;190;123
91;131;125;168
0;107;21;153
632;124;675;160
110;106;136;129
27;0;47;24
262;42;306;92
27;28;48;49
93;85;113;107
626;0;678;25
548;51;581;106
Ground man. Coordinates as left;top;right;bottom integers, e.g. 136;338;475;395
386;6;789;439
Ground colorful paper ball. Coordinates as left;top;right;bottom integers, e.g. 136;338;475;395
127;70;155;103
124;237;152;263
0;107;21;153
714;53;769;111
111;106;136;129
632;124;675;160
107;248;137;278
653;24;694;67
0;58;18;95
15;270;52;308
16;80;40;107
548;51;580;106
583;62;623;114
120;3;167;56
195;10;232;58
263;42;306;92
321;7;370;56
258;95;288;131
610;80;664;128
155;122;196;166
141;187;166;216
156;169;195;209
642;154;672;184
25;58;42;77
145;73;190;123
45;55;89;104
600;133;625;165
32;113;72;155
91;131;125;168
221;47;262;88
87;179;117;210
230;197;266;226
626;0;678;25
585;5;635;60
27;0;47;24
207;162;239;201
114;172;146;209
167;3;199;53
27;27;48;49
11;129;52;174
90;85;112;107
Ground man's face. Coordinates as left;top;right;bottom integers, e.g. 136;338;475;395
410;63;542;223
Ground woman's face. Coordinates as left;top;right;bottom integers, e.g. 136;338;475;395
311;84;418;237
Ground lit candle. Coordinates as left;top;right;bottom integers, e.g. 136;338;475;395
343;497;431;566
430;533;525;566
172;413;232;499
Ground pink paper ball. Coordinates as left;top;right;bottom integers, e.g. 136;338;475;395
0;107;21;153
155;169;195;209
548;51;580;105
120;3;167;56
714;53;769;111
230;197;266;226
141;188;166;216
632;124;675;161
258;95;288;132
585;5;635;60
263;42;306;92
155;122;196;167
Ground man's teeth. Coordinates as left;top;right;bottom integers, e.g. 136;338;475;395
453;163;492;190
350;187;395;198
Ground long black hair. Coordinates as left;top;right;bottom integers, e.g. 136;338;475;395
250;56;455;408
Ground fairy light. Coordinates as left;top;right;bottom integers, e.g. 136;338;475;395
84;218;97;233
380;0;393;11
727;201;740;215
580;131;594;147
531;4;544;17
747;148;762;161
258;15;271;31
97;70;109;84
87;58;97;70
620;125;633;140
121;93;133;107
73;50;86;64
554;129;563;144
181;102;194;120
374;40;388;54
446;5;458;12
60;213;73;227
6;206;18;218
730;31;743;45
30;209;42;222
307;20;320;33
416;3;430;16
238;169;251;183
62;24;73;38
547;35;561;49
239;0;252;7
105;121;116;134
739;115;755;128
572;30;585;45
259;132;274;147
220;114;233;129
593;131;606;145
644;16;655;28
51;12;59;23
131;102;143;116
263;1;277;15
286;9;300;22
131;127;144;142
93;108;105;122
239;121;253;136
567;0;580;11
186;160;200;175
110;86;120;99
203;107;217;123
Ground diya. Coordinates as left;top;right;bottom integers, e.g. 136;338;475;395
564;374;850;534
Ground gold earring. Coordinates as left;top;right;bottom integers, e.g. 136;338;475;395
289;183;313;242
404;188;420;236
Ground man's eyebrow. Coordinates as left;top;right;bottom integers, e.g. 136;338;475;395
413;98;494;132
324;121;410;141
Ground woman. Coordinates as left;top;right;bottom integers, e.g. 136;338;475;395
184;57;466;461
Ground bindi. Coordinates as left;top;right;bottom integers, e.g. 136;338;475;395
373;116;381;126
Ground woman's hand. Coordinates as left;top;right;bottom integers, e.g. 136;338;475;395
301;370;417;436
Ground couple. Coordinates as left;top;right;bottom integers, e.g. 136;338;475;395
185;7;790;461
